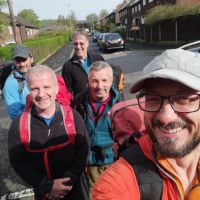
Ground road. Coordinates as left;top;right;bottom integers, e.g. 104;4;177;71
0;39;167;199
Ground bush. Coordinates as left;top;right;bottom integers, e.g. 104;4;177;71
145;3;200;25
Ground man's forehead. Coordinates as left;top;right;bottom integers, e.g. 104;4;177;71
74;35;88;41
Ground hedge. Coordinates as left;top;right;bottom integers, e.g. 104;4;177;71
0;32;69;64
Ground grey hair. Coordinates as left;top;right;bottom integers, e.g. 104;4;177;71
73;30;89;41
88;61;113;81
26;64;57;88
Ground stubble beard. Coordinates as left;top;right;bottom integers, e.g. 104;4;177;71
145;121;200;158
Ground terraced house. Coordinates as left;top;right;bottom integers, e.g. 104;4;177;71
100;0;200;42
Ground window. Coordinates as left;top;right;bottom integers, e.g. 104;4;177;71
149;0;154;3
143;0;146;5
138;4;141;11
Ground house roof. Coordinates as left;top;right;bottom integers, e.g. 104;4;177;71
0;12;38;29
16;16;38;29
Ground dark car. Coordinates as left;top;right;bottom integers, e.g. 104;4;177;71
99;32;125;52
92;32;101;42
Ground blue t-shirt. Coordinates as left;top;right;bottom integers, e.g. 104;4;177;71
81;56;91;74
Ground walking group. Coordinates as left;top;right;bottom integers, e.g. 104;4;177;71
3;30;200;200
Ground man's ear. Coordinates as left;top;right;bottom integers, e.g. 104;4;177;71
30;56;34;64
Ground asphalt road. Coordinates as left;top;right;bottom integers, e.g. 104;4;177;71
0;39;168;199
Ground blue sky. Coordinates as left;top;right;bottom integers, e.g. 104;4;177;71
3;0;123;20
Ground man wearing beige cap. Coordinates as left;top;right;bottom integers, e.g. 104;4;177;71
92;49;200;200
3;44;33;119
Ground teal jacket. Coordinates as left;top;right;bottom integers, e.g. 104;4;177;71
73;87;121;165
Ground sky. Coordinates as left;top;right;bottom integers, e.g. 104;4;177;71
3;0;123;21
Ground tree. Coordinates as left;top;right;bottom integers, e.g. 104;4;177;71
86;13;98;31
0;0;7;32
99;9;108;19
0;0;7;11
57;15;66;25
17;9;39;26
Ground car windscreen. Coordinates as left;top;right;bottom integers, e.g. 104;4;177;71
105;33;121;40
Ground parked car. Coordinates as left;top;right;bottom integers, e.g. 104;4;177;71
98;32;125;52
178;40;200;53
97;33;104;47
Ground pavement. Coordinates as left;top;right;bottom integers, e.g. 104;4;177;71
0;39;143;199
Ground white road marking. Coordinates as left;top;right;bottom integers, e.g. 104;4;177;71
0;189;34;200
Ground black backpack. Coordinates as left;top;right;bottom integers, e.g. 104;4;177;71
121;142;163;200
0;62;13;90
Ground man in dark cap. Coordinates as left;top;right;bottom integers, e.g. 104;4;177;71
3;44;33;120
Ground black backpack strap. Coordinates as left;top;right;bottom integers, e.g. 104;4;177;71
13;69;25;95
122;144;163;200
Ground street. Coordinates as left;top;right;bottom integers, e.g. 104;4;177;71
0;39;167;199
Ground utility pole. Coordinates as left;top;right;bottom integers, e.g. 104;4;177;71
67;4;72;36
7;0;18;44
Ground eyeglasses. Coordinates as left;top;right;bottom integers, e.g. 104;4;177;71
73;42;85;46
136;93;200;113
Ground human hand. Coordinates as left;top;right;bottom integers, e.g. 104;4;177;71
47;178;73;199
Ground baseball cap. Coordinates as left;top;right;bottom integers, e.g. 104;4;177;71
12;44;31;59
130;49;200;93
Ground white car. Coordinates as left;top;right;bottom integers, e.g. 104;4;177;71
178;40;200;53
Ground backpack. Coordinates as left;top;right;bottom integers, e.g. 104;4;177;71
110;98;146;158
110;64;124;95
122;142;163;200
20;75;75;179
0;62;13;90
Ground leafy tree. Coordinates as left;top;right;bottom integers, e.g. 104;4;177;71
99;9;108;19
0;0;7;10
86;13;98;23
86;13;98;31
17;9;39;26
0;0;7;32
57;15;66;25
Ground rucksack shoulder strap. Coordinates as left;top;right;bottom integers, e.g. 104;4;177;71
60;104;76;144
19;110;31;149
122;144;163;200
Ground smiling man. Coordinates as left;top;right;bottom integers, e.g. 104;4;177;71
62;30;104;97
73;61;122;198
8;65;89;200
92;49;200;200
3;44;33;120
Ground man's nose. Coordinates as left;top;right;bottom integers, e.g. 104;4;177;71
156;99;178;124
97;81;103;88
37;88;44;96
18;60;26;66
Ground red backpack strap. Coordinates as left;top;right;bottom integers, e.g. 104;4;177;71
20;110;31;149
60;104;76;144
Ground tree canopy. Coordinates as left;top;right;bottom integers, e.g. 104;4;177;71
17;9;39;26
99;9;108;19
86;13;98;23
0;0;7;10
